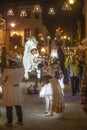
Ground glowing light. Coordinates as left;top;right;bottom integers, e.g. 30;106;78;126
50;47;58;58
48;8;55;15
68;0;75;5
62;2;72;10
47;35;51;40
10;23;16;27
7;9;14;16
32;4;42;13
20;10;27;17
41;47;46;53
63;35;67;39
15;45;17;49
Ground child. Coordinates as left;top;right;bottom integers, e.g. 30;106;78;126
39;75;53;116
39;74;65;116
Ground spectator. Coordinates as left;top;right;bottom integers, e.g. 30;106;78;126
68;56;79;96
0;62;24;126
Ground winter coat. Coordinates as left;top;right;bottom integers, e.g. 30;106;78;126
0;67;24;106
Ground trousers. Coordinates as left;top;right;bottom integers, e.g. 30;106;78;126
6;105;23;123
70;76;79;94
45;95;53;112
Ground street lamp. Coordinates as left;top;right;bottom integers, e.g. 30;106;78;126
61;35;71;47
20;10;27;17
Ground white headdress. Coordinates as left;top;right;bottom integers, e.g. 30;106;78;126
23;37;39;79
24;37;38;54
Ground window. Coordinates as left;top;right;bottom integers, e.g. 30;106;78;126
34;13;40;19
34;28;39;39
24;28;30;42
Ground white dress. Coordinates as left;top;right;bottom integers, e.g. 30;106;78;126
39;83;53;97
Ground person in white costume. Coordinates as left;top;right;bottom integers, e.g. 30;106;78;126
39;74;65;116
23;37;41;79
39;75;53;116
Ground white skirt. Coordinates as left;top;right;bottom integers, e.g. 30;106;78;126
39;83;53;97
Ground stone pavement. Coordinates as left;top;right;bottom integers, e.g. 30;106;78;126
0;84;87;130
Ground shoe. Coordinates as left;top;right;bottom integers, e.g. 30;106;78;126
44;110;49;114
16;122;23;125
45;112;53;116
5;123;12;126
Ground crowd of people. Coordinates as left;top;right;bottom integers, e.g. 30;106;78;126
0;36;87;126
65;55;85;96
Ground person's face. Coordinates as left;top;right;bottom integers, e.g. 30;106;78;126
31;49;37;55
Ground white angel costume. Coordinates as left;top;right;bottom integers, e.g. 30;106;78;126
23;37;40;79
39;82;53;115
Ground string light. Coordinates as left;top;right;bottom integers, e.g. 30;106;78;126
20;10;27;17
7;9;14;16
62;2;72;10
48;7;55;15
32;4;42;13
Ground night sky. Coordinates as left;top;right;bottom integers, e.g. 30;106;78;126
0;0;84;38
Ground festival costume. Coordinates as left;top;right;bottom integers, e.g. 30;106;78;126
39;77;65;116
23;37;40;79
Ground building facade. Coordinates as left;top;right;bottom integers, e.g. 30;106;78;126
4;5;44;46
